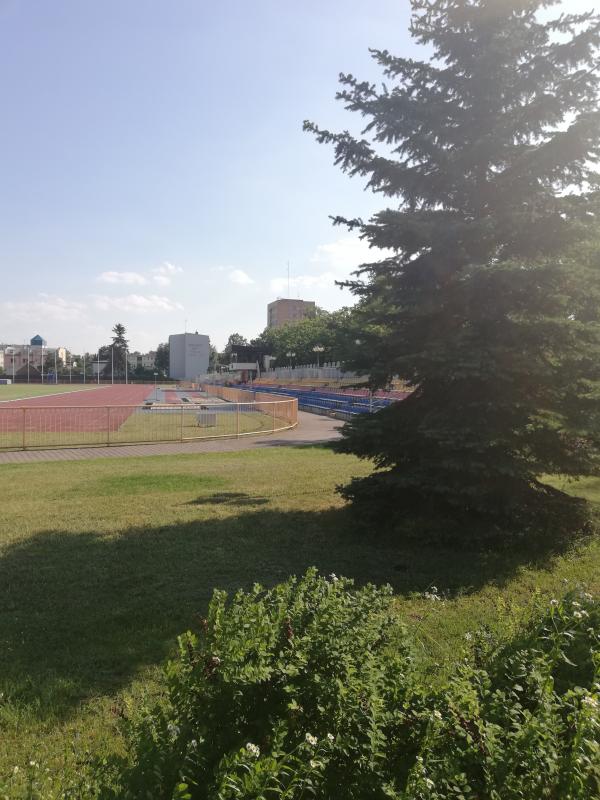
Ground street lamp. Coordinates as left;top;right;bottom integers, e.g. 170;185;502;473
154;371;158;401
312;344;325;368
286;351;296;370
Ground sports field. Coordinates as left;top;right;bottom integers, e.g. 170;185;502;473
0;385;293;450
0;384;102;402
0;446;598;794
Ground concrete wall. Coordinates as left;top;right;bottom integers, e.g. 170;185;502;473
168;333;210;380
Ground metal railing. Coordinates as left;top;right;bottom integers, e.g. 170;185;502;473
0;399;298;451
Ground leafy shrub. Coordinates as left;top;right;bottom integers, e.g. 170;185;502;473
97;569;414;799
97;573;600;799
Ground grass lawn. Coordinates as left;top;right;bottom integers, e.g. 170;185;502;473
0;446;599;790
116;407;279;442
0;385;99;402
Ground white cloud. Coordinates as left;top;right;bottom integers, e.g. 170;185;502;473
310;236;393;274
229;269;255;286
97;271;147;286
92;294;183;313
152;261;183;286
2;294;86;322
97;262;184;288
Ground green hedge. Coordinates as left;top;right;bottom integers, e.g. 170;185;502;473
97;570;600;799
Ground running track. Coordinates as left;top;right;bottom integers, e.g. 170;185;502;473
0;385;153;433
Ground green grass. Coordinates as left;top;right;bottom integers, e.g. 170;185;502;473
0;384;100;402
0;447;599;791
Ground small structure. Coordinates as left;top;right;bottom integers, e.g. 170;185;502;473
196;410;217;427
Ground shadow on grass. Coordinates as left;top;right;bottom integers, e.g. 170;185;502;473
186;492;269;507
0;505;590;719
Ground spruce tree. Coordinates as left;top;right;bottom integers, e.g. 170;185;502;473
305;0;600;521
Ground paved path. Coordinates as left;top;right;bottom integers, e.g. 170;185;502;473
0;412;343;465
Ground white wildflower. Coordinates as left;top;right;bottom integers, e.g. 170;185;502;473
574;611;584;619
430;586;438;594
582;696;598;710
246;742;260;758
424;777;435;789
305;732;318;747
327;733;335;742
550;599;559;607
12;766;19;775
167;722;180;738
310;759;319;769
433;709;442;720
329;573;339;582
464;632;473;641
29;761;38;768
583;592;593;602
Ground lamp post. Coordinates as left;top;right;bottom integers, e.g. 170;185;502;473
286;351;296;370
27;346;30;384
312;344;325;369
154;371;158;401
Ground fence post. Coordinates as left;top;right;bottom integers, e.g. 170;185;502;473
236;404;240;437
106;407;110;445
272;402;276;432
180;405;184;442
22;407;26;450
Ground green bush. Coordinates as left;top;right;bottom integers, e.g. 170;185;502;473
97;572;600;799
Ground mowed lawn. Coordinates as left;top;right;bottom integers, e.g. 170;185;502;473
0;446;599;789
0;384;100;402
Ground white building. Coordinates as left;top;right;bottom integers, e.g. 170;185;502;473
127;350;157;370
0;336;67;377
168;332;210;380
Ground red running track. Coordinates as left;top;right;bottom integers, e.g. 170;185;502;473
0;385;154;433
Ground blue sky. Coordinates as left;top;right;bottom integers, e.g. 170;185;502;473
0;0;594;352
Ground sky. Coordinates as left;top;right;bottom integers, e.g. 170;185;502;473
0;0;595;353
